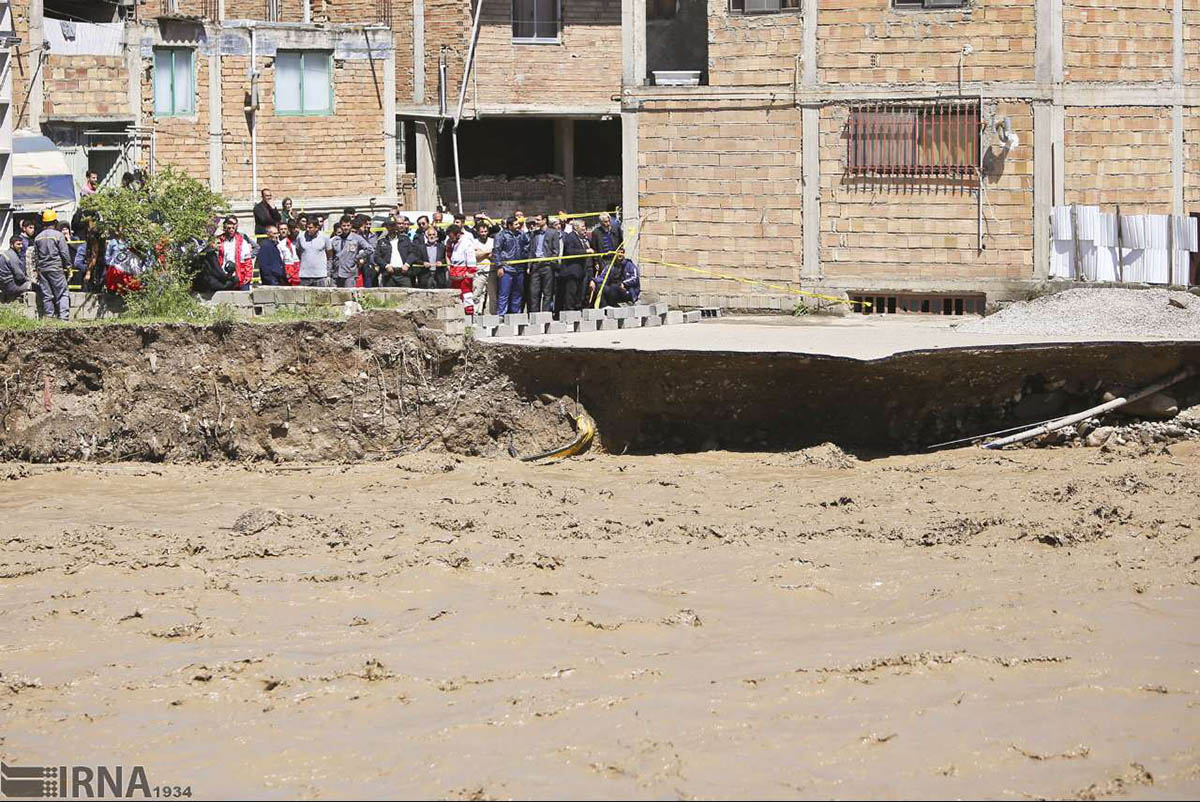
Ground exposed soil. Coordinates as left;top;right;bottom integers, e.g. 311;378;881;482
0;311;576;463
2;444;1198;798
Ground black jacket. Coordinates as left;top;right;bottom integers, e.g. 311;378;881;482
412;240;446;267
192;246;240;292
253;201;281;235
374;234;420;268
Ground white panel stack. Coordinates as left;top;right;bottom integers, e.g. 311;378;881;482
1050;206;1198;286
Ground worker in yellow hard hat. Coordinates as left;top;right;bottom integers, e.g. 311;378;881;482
43;209;58;224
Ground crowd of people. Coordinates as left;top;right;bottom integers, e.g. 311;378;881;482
244;189;642;315
1;185;642;320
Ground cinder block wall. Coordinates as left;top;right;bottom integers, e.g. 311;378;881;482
637;101;803;298
818;0;1036;85
1185;109;1199;211
1064;0;1174;82
707;2;804;87
44;55;130;118
1189;0;1200;81
140;47;213;183
1063;106;1173;213
819;101;1034;282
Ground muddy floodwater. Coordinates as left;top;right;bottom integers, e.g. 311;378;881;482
2;444;1199;799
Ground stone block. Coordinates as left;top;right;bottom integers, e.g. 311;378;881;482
546;321;570;334
664;310;685;325
598;319;619;331
619;317;644;329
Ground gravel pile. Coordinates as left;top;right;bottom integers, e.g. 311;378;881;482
960;288;1200;338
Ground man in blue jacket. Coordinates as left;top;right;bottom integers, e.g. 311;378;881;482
256;225;287;285
493;216;527;314
593;248;640;307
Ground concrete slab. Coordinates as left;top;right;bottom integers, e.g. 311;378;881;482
483;314;1200;360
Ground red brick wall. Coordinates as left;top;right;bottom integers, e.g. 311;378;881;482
44;55;131;119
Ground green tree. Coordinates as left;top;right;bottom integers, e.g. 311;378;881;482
80;166;229;320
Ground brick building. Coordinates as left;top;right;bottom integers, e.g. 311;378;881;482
627;0;1200;308
6;2;1198;304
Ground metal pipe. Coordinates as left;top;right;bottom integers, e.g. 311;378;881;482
451;0;486;215
983;366;1196;449
249;23;258;200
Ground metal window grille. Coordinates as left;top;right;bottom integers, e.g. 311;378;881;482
729;0;800;13
846;100;980;179
893;0;967;8
375;0;394;23
266;0;282;21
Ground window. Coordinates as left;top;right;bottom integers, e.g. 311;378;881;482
275;51;333;116
649;0;676;19
153;48;195;116
729;0;800;14
512;0;561;42
893;0;968;9
845;100;980;179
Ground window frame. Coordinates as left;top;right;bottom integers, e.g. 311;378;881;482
648;0;677;20
511;0;562;44
728;0;801;15
153;47;195;118
274;50;334;117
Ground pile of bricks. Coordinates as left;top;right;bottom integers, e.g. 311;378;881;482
471;303;707;339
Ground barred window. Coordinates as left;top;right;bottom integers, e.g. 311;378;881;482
729;0;800;14
846;101;980;178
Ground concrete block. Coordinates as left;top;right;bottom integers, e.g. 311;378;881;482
683;310;703;324
664;310;685;325
210;290;252;307
650;302;668;316
574;319;600;333
546;321;570;334
493;324;519;337
528;311;554;324
598;319;619;331
581;308;606;321
250;287;278;304
643;315;661;327
519;322;548;336
606;306;635;319
699;307;722;319
558;310;582;324
436;305;465;321
632;305;652;318
472;325;496;339
619;317;644;329
253;303;276;317
472;314;501;326
502;312;529;326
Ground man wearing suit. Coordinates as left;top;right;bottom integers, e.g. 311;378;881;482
557;220;591;314
415;225;447;289
531;215;563;313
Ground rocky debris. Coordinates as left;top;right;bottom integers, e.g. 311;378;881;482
1027;403;1200;450
787;442;858;469
960;288;1200;338
232;508;290;536
1115;391;1178;420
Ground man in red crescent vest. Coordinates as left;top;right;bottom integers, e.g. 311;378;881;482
219;215;255;289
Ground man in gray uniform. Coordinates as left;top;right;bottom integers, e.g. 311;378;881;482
34;211;72;320
1;236;33;301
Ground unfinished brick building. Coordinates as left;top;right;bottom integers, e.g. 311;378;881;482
6;1;1198;305
628;1;1200;308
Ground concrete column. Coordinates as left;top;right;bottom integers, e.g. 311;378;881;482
621;0;645;88
555;118;574;211
620;111;639;258
27;0;43;129
208;35;223;192
801;106;820;280
413;0;425;104
414;118;437;210
801;0;817;87
1033;102;1053;280
1051;104;1065;206
1035;0;1064;86
125;21;142;127
383;33;397;199
1172;0;1184;215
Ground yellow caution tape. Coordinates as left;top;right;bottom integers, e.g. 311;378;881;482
638;257;869;307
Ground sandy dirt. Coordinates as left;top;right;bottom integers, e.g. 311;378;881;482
2;444;1199;799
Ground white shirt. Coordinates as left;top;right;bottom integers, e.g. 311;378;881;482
386;235;406;269
278;237;299;265
449;236;477;268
